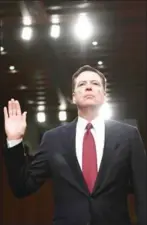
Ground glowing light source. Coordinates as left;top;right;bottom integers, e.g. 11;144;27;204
50;24;60;38
98;61;103;65
74;13;93;40
9;65;15;71
36;112;46;123
58;111;67;121
0;46;4;52
92;41;98;46
37;105;45;111
51;15;60;24
22;16;32;26
21;27;33;41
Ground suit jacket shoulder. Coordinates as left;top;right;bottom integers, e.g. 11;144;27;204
107;119;137;129
106;119;138;135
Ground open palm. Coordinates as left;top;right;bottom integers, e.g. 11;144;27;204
4;99;27;140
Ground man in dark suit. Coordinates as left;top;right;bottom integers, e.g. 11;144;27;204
3;65;146;225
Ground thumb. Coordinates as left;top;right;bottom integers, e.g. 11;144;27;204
22;111;27;122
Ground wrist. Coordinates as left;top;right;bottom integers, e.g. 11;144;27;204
7;136;23;141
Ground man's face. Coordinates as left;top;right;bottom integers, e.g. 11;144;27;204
72;71;106;108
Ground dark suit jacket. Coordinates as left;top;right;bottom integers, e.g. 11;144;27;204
4;119;146;225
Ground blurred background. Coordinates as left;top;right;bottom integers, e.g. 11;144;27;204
0;1;146;225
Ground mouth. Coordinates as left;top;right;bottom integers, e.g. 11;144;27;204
84;95;94;98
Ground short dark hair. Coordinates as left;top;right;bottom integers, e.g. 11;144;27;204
72;65;107;91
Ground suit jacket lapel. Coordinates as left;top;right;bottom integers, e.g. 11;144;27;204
61;118;117;197
92;120;117;196
62;118;89;196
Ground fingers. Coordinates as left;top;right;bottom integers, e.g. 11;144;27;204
22;111;27;122
8;100;13;116
3;107;8;120
7;99;22;116
15;100;21;115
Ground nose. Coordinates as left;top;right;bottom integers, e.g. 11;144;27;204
85;84;92;91
86;87;92;91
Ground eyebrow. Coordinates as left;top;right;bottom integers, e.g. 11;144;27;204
78;80;100;84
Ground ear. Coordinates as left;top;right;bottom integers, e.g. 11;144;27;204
72;92;76;104
103;91;107;102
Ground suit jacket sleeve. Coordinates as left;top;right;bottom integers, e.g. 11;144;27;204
3;131;52;198
130;127;147;225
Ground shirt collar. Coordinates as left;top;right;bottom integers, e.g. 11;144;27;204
77;115;104;132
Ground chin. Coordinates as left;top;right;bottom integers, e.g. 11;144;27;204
78;99;104;108
80;102;98;108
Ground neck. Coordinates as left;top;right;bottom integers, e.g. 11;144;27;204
78;106;101;122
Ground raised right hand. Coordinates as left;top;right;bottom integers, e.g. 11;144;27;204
4;99;27;140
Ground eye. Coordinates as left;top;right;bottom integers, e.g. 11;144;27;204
79;83;84;86
93;82;99;85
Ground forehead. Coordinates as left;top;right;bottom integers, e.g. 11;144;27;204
75;71;102;83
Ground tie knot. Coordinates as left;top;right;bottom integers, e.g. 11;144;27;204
86;123;93;130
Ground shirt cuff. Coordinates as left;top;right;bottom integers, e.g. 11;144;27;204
7;139;23;148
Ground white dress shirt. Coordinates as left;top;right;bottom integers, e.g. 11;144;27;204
7;138;22;148
7;116;105;172
76;116;105;171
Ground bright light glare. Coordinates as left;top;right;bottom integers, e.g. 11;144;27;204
59;103;67;111
22;16;32;25
92;41;98;46
58;111;67;121
0;46;4;52
9;65;15;70
74;13;93;40
36;112;46;123
0;46;7;55
50;24;60;38
37;105;45;111
99;102;112;120
98;61;103;65
19;85;27;90
51;15;60;24
21;27;33;41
